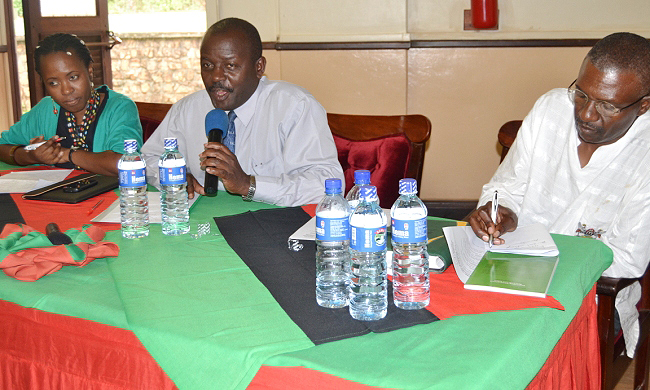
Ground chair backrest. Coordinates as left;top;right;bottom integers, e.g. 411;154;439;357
497;120;523;162
327;113;431;208
135;101;172;142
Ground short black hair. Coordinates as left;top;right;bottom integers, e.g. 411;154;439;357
34;33;92;76
204;17;263;63
587;32;650;92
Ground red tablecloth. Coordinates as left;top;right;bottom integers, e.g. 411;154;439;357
1;167;119;233
0;286;600;389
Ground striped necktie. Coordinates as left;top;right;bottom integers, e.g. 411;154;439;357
223;110;237;153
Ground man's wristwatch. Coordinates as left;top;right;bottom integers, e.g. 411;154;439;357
242;175;256;202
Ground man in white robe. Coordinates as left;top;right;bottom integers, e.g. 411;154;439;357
468;32;650;357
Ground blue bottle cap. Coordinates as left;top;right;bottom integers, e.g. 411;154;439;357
398;178;417;195
359;185;378;202
123;139;138;153
354;170;371;185
163;137;178;150
324;178;342;194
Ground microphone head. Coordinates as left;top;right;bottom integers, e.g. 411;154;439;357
205;109;229;137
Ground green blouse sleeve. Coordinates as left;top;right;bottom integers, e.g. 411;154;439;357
0;98;59;145
92;89;144;154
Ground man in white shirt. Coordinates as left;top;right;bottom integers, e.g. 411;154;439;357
141;18;343;207
467;32;650;357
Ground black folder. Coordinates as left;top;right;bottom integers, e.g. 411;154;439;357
22;173;118;203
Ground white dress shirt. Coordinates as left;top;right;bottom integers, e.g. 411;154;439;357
479;88;650;357
142;76;344;207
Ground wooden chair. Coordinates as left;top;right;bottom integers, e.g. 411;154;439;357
497;120;650;390
327;113;431;208
497;120;523;162
134;101;172;142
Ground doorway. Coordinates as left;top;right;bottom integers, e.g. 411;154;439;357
13;0;206;110
22;0;117;107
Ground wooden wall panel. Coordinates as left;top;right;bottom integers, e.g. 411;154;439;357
277;49;407;115
261;46;591;200
409;46;590;199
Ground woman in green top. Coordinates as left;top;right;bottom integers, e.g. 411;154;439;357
0;33;142;176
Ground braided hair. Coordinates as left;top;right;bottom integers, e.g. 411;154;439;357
34;33;93;76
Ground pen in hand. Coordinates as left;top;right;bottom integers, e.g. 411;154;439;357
24;136;67;151
489;191;499;248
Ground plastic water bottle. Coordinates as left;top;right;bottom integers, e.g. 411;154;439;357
349;185;388;321
158;137;190;235
345;170;371;213
391;178;429;309
315;178;350;308
118;139;149;239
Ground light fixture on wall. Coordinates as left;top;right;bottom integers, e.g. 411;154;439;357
464;0;499;30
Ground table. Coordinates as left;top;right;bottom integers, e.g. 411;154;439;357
0;168;613;389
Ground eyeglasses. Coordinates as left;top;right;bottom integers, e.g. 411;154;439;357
567;79;648;117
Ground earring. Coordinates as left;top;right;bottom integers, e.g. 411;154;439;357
52;100;58;115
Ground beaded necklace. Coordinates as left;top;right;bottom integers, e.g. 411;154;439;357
64;88;100;151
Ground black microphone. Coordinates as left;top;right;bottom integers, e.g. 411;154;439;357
45;223;72;245
204;109;229;196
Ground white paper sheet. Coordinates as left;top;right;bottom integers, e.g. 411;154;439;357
0;169;73;193
442;223;559;283
92;193;199;224
289;208;391;241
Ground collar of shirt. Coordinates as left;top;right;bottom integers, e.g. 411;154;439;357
232;76;267;129
573;113;647;171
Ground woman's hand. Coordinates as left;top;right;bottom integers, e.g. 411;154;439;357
21;136;66;165
27;135;69;165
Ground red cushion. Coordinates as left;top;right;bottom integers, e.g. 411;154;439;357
333;133;412;208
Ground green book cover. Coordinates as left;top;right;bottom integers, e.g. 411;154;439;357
464;252;559;298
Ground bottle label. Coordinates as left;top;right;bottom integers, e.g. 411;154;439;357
316;216;349;241
119;167;146;187
159;166;186;185
391;217;427;243
350;225;387;252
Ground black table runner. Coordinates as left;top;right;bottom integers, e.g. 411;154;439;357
0;194;25;232
214;207;437;345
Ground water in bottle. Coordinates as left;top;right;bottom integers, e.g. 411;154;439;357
391;178;429;309
349;185;388;321
158;137;190;235
118;139;149;239
345;170;371;213
315;178;350;308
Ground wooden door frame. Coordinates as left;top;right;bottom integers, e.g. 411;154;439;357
3;0;22;121
22;0;111;107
